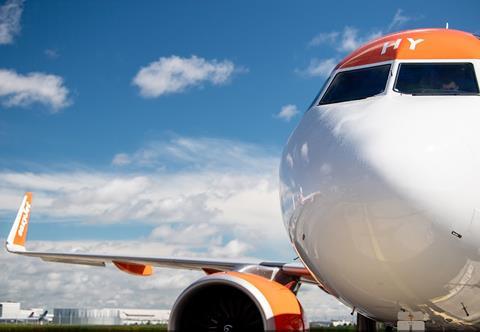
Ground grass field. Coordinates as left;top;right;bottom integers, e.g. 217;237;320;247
0;325;360;332
0;326;167;332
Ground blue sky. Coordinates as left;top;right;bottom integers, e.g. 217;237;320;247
0;0;479;320
2;0;478;168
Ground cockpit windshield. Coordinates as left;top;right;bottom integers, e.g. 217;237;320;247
394;63;479;95
319;64;391;105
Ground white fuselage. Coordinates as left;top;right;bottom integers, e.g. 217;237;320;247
280;59;480;328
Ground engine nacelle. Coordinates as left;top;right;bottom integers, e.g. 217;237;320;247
169;271;307;331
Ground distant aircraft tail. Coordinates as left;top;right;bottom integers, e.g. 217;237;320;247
6;192;32;252
39;310;48;321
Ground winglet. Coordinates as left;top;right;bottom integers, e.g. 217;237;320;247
6;192;33;253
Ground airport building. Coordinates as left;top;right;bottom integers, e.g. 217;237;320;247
53;308;170;325
0;302;52;323
0;302;168;326
0;302;21;319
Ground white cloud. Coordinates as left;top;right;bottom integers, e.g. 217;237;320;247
0;0;23;45
0;137;287;309
388;9;412;32
150;223;222;246
308;31;339;48
308;26;382;54
111;153;131;166
306;8;411;57
0;240;204;309
0;136;354;320
0;240;352;320
301;58;337;78
0;69;70;110
132;55;238;97
110;136;277;172
276;104;299;122
337;26;361;52
335;27;382;53
0;136;287;248
44;48;59;59
300;9;414;79
210;239;252;258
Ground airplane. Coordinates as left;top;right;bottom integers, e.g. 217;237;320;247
0;310;49;324
5;28;480;331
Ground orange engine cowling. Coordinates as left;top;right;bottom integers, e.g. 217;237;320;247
169;271;307;331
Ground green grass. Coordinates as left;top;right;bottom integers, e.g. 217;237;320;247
0;325;365;331
0;325;167;332
310;327;356;331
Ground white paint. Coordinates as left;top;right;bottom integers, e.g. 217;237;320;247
380;37;424;55
406;38;424;50
17;201;30;237
281;58;480;328
381;38;402;55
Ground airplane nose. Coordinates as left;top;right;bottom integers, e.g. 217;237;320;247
281;96;480;247
279;96;480;320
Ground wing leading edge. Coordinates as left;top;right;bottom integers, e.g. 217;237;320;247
5;193;318;284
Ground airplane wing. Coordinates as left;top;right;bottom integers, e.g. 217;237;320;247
5;193;319;285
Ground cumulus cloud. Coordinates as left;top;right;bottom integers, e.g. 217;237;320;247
0;0;23;45
0;135;354;320
132;55;238;97
308;8;414;53
388;9;412;32
300;58;337;78
111;153;131;166
0;136;288;309
110;136;277;172
308;31;339;48
308;26;382;54
337;27;366;52
0;69;70;110
0;136;287;249
0;240;349;320
210;239;252;258
276;104;299;122
304;9;413;77
150;223;222;246
0;240;205;309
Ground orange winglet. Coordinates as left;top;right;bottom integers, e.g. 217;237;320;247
6;192;33;250
112;261;153;276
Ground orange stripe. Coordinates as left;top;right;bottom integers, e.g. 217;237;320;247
337;29;480;69
226;271;305;331
13;192;32;246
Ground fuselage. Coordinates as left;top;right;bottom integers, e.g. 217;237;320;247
280;29;480;329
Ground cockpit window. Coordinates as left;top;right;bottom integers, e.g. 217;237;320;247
319;64;391;105
308;76;330;109
394;63;479;95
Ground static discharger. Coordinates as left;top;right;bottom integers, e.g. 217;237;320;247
461;302;470;317
451;231;462;239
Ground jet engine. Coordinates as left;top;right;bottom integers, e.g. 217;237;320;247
169;271;307;331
